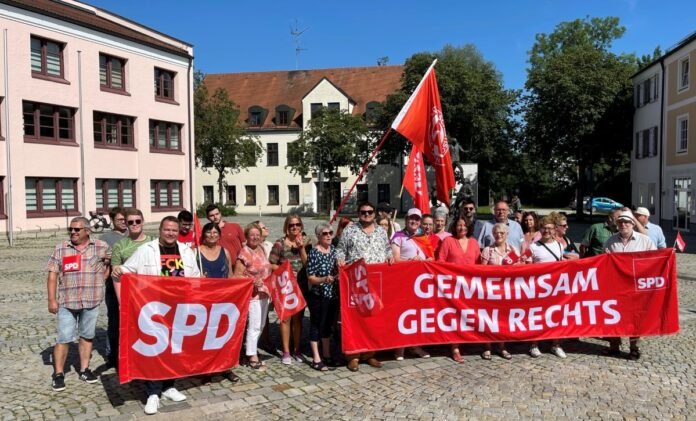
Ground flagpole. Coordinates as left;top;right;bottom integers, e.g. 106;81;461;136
330;128;393;225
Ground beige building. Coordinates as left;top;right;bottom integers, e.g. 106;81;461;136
0;0;194;237
199;66;408;215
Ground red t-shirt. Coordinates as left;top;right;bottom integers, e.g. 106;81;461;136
219;222;245;262
177;230;194;246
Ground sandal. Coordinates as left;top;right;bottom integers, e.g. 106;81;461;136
452;349;465;363
499;349;512;360
628;348;641;360
310;361;329;372
248;360;264;370
225;371;241;383
481;350;492;360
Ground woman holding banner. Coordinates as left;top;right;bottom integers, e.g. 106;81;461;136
391;208;431;360
480;223;516;360
269;215;308;365
306;222;339;371
234;223;272;369
437;215;481;362
528;216;567;359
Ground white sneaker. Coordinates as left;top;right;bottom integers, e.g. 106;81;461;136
529;346;542;358
551;346;567;359
144;394;160;415
162;387;187;402
395;348;404;361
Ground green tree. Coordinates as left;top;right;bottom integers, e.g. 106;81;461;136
377;45;520;204
524;17;638;215
287;108;375;213
195;81;263;204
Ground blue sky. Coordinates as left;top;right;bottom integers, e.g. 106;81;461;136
89;0;696;90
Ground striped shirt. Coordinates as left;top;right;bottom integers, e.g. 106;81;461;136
46;239;109;309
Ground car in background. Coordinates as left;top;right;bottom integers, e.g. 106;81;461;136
584;197;623;213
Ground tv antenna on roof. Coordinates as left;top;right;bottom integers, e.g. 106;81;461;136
290;19;308;70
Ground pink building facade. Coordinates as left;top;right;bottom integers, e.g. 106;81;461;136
0;0;194;238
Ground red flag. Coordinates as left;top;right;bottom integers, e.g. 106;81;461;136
192;214;202;248
263;261;307;321
675;231;686;252
340;259;383;317
391;60;455;205
403;147;430;214
502;248;520;265
118;274;253;383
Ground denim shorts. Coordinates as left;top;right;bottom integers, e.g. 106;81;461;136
56;306;100;343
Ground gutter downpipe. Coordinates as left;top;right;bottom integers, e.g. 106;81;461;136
3;29;13;246
77;51;86;216
658;58;665;224
187;56;194;212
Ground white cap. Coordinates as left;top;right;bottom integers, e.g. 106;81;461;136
616;211;636;225
407;208;422;218
634;207;650;217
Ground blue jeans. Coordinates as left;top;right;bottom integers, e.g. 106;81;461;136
56;306;99;343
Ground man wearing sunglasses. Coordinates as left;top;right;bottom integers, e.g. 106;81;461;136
336;201;393;371
108;208;153;369
46;217;110;392
458;198;487;248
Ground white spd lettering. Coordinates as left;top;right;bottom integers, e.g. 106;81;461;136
63;262;79;271
132;302;240;357
352;264;374;310
275;271;299;309
637;277;665;290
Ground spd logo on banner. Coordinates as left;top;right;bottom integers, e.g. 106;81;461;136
264;260;306;321
340;259;383;316
118;274;253;384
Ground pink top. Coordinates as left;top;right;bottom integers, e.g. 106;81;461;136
437;237;480;265
237;245;271;300
481;243;520;266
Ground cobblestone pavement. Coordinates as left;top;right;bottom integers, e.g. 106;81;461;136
1;215;695;420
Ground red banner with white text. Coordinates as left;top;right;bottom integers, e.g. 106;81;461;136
340;249;679;353
264;260;307;322
118;274;253;384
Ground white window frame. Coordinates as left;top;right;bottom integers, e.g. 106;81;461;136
678;56;690;92
676;114;689;154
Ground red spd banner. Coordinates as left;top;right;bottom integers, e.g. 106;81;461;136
118;274;253;384
340;259;383;316
264;260;306;321
340;249;679;353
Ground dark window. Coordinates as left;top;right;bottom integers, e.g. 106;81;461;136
0;176;5;218
267;185;279;205
25;177;78;217
288;185;299;205
642;78;651;104
365;101;382;123
250;111;262;127
203;186;214;204
30;36;65;80
149;120;182;152
287;142;299;166
245;186;256;206
23;101;75;143
278;110;289;125
650;126;658;157
94;112;134;148
378;183;390;204
99;53;126;92
154;67;175;101
267;143;278;166
226;185;236;205
642;129;650;157
327;102;340;110
357;184;369;203
310;103;323;119
635;132;641;159
150;180;182;210
96;179;135;212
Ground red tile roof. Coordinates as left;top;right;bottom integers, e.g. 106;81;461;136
203;65;404;129
3;0;191;57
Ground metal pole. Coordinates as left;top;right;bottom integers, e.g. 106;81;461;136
3;29;14;246
77;51;86;216
187;57;195;212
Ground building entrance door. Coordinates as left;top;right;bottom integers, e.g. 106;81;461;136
673;177;691;231
315;181;340;214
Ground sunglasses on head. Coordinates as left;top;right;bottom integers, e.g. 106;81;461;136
67;227;84;233
359;210;374;215
127;219;142;226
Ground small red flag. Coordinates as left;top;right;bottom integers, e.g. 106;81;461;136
502;248;520;265
391;60;455;205
675;231;686;252
192;214;202;248
263;261;307;321
403;147;430;214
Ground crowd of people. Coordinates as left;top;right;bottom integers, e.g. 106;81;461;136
45;199;666;414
